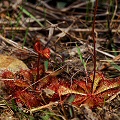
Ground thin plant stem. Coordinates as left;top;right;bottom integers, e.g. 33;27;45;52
92;0;98;90
37;53;40;81
34;42;41;82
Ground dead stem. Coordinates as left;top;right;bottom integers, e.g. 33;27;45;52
30;101;58;113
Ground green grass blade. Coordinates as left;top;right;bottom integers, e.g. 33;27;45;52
22;27;28;48
44;60;49;72
111;62;120;71
19;6;44;27
76;44;86;71
67;94;75;103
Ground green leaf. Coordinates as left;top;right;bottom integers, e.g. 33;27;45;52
11;99;18;112
67;94;75;103
44;60;49;72
22;24;29;48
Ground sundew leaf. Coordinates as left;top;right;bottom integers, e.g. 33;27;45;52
97;89;120;100
94;78;120;95
15;90;40;108
14;80;30;88
74;80;92;93
72;95;88;106
58;86;86;96
90;72;104;93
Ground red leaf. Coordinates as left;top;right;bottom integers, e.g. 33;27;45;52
15;90;40;108
74;80;92;93
2;70;13;78
72;74;120;108
90;72;104;93
17;70;33;82
95;78;120;95
14;80;29;88
58;86;86;96
34;42;50;59
42;48;50;59
34;42;42;53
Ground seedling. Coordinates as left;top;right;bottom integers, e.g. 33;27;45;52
34;41;50;81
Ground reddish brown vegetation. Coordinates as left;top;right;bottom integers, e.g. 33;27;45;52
1;42;120;109
34;41;50;59
2;69;120;108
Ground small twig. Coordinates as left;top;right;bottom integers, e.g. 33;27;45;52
110;0;118;26
70;69;83;86
39;0;58;11
30;101;58;113
30;101;66;120
90;47;115;58
2;27;120;33
3;27;42;31
0;34;37;55
0;18;45;25
61;1;89;12
47;20;115;59
71;28;120;33
100;60;119;62
106;91;120;103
